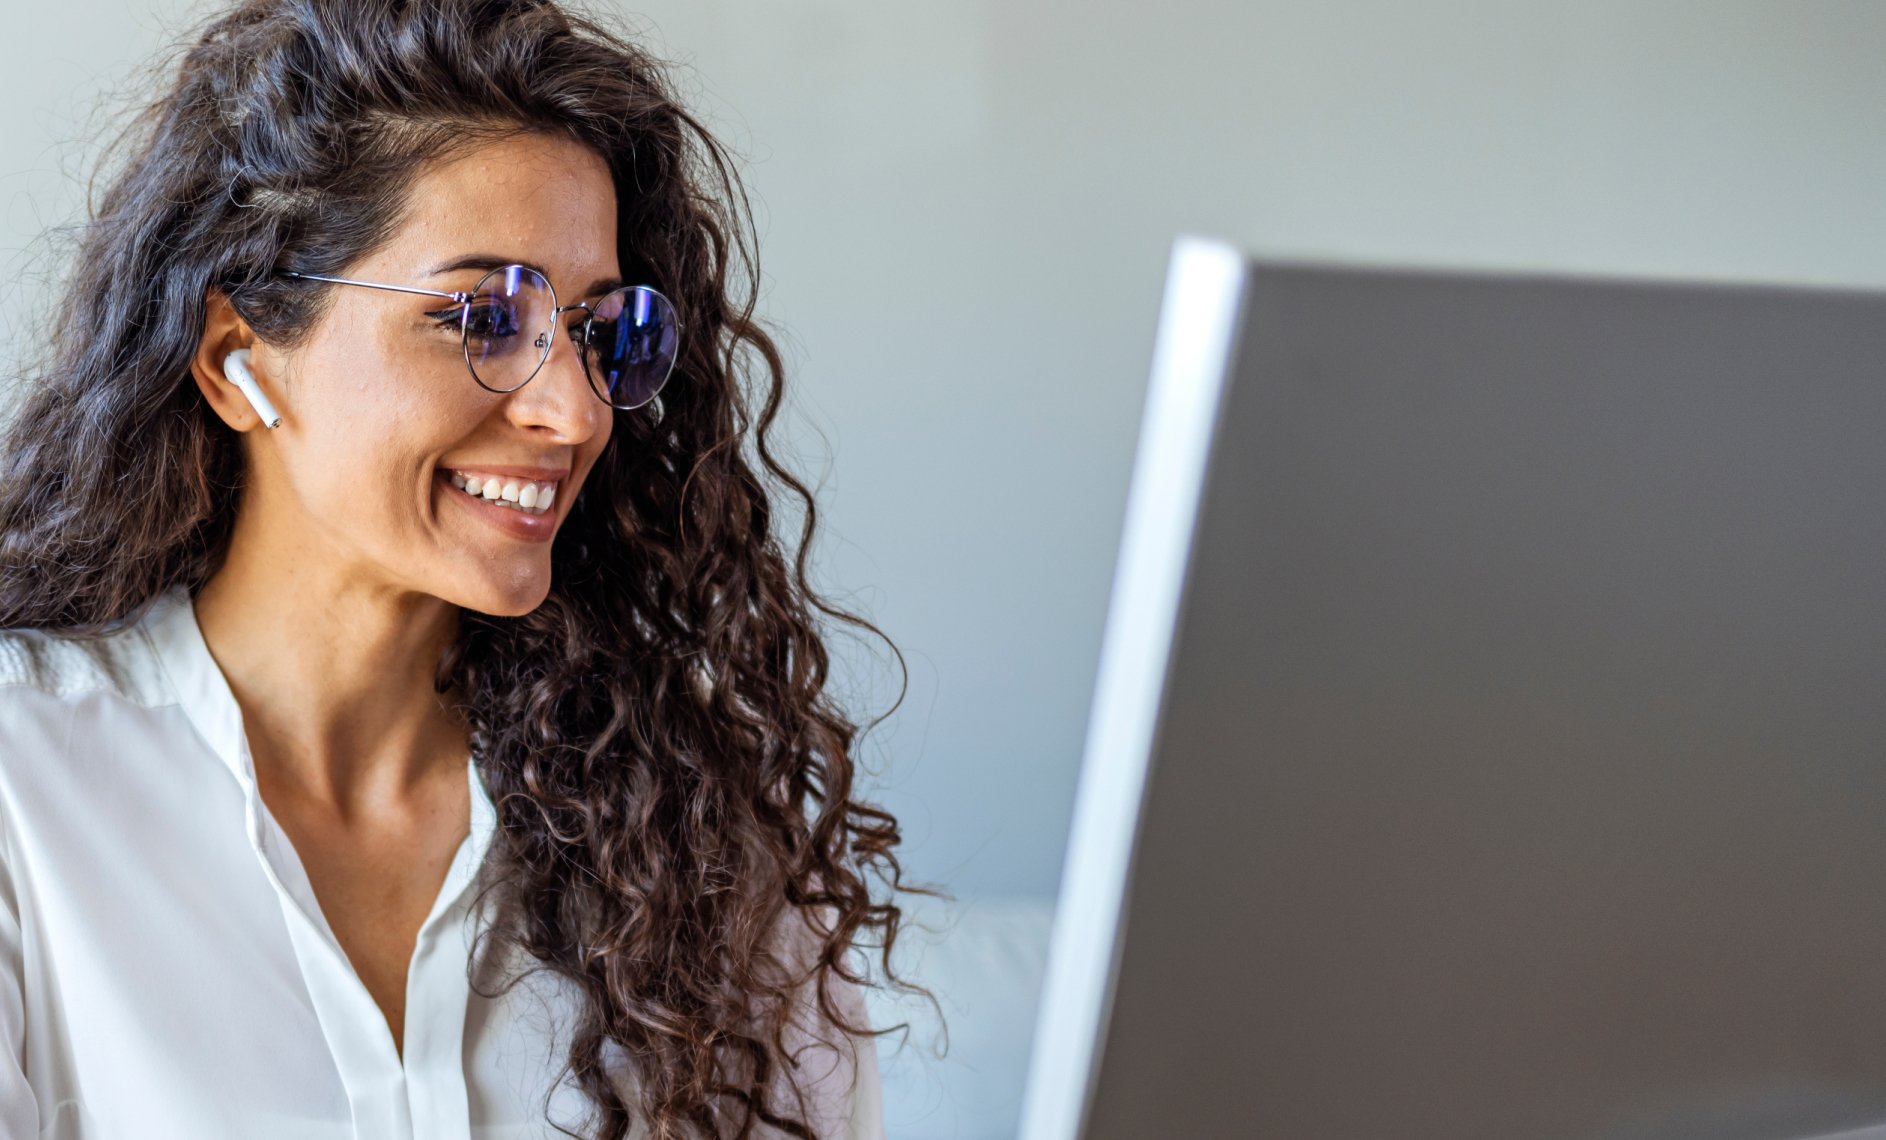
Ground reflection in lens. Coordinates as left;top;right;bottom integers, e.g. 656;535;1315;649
586;286;680;409
466;265;554;392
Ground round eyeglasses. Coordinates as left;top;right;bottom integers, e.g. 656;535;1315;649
278;264;681;410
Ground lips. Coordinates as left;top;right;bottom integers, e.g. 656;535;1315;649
437;468;557;542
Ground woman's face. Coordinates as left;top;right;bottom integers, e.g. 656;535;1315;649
204;131;620;618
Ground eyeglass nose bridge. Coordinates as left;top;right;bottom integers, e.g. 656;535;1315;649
504;294;636;408
525;299;599;357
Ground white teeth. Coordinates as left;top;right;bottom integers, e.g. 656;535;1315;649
443;469;558;516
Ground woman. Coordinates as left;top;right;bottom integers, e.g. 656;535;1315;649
0;0;939;1136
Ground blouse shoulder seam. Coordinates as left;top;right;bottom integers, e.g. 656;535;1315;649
0;626;173;710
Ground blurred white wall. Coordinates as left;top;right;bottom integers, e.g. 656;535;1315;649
4;0;1883;905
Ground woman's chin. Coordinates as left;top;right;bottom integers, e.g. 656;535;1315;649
441;570;553;619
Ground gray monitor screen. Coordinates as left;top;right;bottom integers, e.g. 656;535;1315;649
1029;238;1886;1140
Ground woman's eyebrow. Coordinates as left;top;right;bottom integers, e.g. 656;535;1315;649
425;253;625;298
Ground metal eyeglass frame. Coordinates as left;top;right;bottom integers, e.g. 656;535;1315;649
277;265;678;410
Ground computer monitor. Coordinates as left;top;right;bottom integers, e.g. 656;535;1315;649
1021;235;1886;1140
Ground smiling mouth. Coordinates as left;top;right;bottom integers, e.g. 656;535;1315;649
442;469;559;516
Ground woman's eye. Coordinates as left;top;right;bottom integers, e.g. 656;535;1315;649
463;304;520;338
427;303;520;339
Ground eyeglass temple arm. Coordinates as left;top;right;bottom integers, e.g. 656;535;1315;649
280;270;470;303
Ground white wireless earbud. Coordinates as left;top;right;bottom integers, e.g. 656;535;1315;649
223;348;282;429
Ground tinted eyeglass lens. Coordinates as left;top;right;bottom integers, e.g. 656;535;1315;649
585;286;680;409
464;266;554;392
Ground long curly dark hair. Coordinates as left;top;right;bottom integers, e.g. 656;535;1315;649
0;0;947;1135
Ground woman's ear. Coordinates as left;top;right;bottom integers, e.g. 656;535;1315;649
191;288;277;432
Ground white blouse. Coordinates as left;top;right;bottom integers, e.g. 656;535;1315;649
0;584;885;1139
